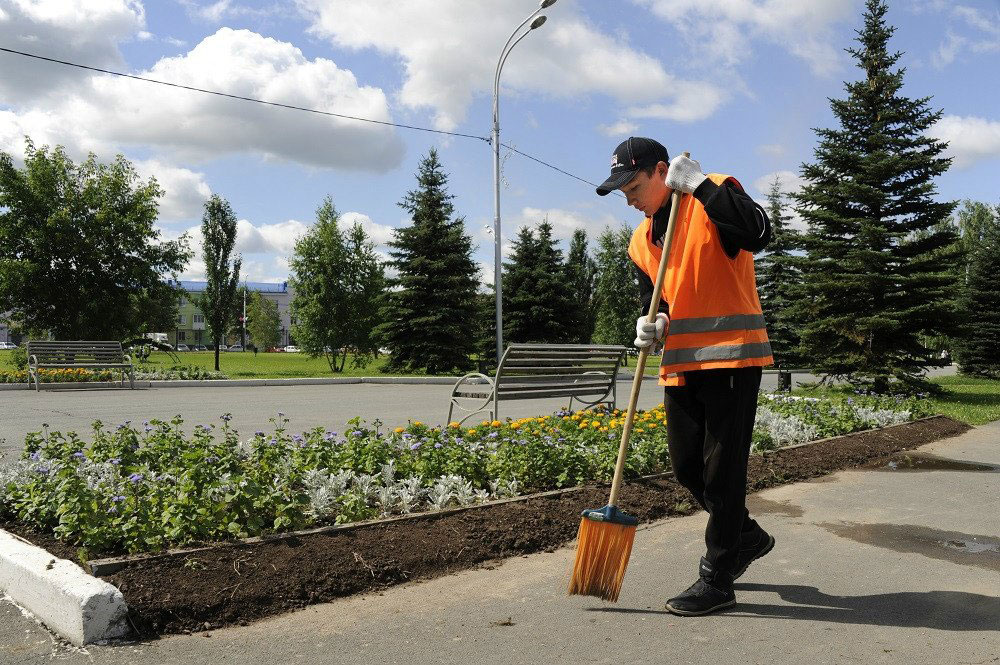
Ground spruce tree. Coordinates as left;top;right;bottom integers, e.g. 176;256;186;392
376;149;479;374
565;229;598;343
793;0;960;394
756;176;803;368
502;220;574;343
592;225;639;347
955;203;1000;377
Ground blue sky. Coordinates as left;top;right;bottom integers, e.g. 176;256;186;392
1;0;998;285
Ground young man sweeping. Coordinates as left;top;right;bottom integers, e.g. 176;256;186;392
595;137;775;616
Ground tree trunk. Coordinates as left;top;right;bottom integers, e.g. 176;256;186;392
214;341;220;372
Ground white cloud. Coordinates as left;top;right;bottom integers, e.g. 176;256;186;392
929;115;1000;169
636;0;855;76
3;27;405;171
235;218;309;257
598;120;639;138
341;211;395;246
0;0;145;102
133;159;212;222
299;0;727;131
929;4;1000;68
753;170;805;197
509;206;621;244
753;170;807;231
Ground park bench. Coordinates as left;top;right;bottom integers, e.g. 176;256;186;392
27;341;135;392
448;344;628;425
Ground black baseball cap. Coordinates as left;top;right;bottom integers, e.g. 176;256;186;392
595;136;669;196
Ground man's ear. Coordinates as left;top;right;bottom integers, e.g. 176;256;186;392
657;161;669;180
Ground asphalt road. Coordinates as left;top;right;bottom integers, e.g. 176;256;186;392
0;369;839;463
2;415;996;664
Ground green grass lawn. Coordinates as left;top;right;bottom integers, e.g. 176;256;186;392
792;374;1000;426
923;375;1000;425
141;350;400;378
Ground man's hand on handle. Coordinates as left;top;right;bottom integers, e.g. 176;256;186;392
634;313;669;350
665;154;706;194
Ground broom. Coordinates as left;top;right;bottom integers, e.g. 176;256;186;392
568;154;686;602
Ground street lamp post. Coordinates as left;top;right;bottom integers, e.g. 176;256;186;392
492;0;556;365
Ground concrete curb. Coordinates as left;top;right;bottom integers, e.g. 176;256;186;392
0;529;129;646
0;374;661;390
0;369;812;391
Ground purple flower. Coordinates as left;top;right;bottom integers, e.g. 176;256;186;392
277;412;285;418
255;431;265;438
409;442;422;450
29;451;41;461
221;414;232;422
323;431;336;442
72;451;86;461
144;426;153;433
112;495;126;503
351;430;363;437
488;432;499;439
206;456;219;463
36;465;50;476
107;506;118;515
109;458;121;466
434;442;443;449
128;472;143;484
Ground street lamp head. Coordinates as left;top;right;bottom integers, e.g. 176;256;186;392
530;15;547;29
540;0;557;8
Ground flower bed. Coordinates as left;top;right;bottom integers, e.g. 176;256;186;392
0;393;930;559
0;365;227;383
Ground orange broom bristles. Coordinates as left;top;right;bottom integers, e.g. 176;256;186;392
567;515;637;603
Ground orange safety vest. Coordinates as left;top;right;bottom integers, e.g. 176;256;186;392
627;173;773;386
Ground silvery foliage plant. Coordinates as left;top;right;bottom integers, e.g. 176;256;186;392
754;408;819;449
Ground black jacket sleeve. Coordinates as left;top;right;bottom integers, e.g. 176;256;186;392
633;179;771;316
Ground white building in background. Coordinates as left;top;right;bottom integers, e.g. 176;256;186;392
164;280;296;348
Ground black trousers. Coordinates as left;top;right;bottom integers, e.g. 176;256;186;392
664;366;763;575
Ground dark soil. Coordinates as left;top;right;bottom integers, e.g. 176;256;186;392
1;416;970;637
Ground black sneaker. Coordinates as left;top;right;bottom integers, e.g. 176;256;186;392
665;559;736;616
733;530;775;580
665;579;736;616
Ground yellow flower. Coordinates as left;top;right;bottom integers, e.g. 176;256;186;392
510;422;521;430
591;420;601;427
579;422;588;429
394;427;405;434
634;426;644;432
413;421;423;427
449;422;461;428
491;420;501;427
468;429;477;435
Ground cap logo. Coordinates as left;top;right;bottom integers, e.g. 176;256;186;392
610;153;619;168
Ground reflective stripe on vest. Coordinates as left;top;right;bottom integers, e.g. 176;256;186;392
627;173;773;387
662;341;773;366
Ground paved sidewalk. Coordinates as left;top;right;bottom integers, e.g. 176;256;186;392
3;420;997;664
0;380;670;464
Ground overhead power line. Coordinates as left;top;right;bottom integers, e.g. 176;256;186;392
0;45;624;199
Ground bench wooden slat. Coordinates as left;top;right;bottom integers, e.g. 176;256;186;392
26;340;134;391
494;373;613;385
448;343;627;424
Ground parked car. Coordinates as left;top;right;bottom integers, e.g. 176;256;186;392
283;345;301;353
0;342;17;350
176;344;190;352
194;345;208;351
267;346;284;352
228;344;243;352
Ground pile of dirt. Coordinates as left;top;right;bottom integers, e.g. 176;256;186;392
4;416;971;636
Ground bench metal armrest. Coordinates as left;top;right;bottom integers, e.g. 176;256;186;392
449;372;496;425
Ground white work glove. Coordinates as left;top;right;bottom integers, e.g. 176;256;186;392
634;313;669;350
665;154;707;194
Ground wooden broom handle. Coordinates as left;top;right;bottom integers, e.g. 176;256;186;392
607;151;688;507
